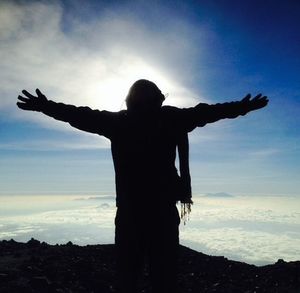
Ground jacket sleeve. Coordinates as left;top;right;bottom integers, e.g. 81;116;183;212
41;100;117;138
180;101;250;132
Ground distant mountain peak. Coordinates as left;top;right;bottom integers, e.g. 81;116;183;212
204;192;234;198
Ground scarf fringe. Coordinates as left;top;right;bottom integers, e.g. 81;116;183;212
180;201;193;225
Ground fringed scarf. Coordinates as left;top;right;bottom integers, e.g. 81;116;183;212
177;132;193;224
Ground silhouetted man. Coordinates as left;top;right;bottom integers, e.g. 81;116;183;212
17;79;268;293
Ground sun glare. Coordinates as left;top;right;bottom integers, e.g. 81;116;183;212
81;58;198;112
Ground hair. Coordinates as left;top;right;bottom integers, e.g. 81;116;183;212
125;79;165;111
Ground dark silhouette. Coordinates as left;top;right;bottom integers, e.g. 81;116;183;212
17;79;268;293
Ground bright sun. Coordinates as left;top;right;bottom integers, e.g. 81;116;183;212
80;57;198;111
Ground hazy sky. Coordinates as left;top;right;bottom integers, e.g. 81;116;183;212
0;0;299;196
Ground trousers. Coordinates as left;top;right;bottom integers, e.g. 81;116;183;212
115;203;180;293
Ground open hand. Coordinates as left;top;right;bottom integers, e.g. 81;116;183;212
241;93;269;112
17;89;48;111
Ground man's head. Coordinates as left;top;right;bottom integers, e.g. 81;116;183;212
126;79;165;112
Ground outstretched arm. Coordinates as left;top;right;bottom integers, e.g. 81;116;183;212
182;93;269;131
17;89;115;137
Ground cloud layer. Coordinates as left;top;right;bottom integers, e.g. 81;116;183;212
1;195;299;265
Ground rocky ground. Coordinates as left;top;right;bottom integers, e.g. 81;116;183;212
0;238;299;292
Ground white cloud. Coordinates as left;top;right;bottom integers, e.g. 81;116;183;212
0;194;117;244
188;196;300;224
248;148;280;158
1;195;300;263
179;196;300;264
180;227;300;265
0;132;110;150
0;0;208;129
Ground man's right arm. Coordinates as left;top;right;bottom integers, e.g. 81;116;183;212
17;89;115;137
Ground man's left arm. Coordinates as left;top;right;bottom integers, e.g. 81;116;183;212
182;94;269;131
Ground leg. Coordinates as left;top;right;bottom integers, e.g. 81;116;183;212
115;207;144;293
148;205;180;293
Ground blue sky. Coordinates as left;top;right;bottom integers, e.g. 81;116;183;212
0;0;299;196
